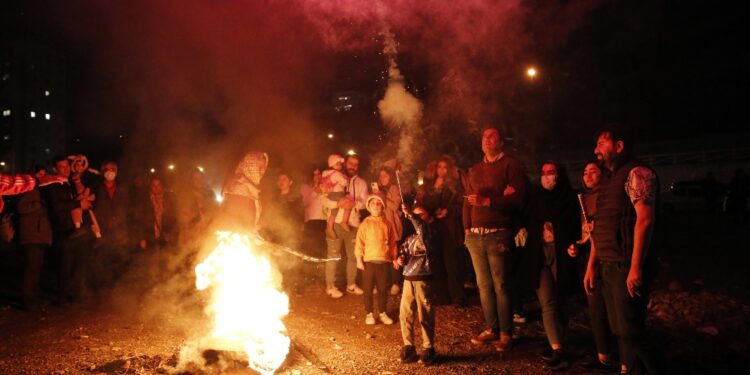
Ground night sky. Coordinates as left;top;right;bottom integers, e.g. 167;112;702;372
2;0;746;174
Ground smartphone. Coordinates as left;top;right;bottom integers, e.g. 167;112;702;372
371;182;379;192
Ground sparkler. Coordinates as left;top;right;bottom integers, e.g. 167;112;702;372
577;193;591;223
395;169;405;204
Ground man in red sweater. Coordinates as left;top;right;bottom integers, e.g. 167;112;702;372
463;127;527;352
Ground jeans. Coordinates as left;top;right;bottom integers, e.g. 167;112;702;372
400;280;434;348
600;261;660;374
362;261;389;314
325;223;357;289
465;230;513;334
536;265;563;347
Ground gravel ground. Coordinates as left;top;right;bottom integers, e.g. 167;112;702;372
1;214;748;374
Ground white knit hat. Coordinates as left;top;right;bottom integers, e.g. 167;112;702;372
328;154;345;168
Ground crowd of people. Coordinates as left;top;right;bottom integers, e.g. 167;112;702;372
0;156;218;311
0;124;663;374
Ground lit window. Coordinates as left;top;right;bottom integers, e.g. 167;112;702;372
44;90;50;96
2;109;9;117
30;111;36;118
45;113;51;120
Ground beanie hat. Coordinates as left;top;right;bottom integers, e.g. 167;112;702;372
366;194;385;215
328;154;345;168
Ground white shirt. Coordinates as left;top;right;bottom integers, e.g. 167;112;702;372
300;183;326;222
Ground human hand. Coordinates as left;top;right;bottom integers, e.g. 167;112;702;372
567;244;578;257
514;228;528;247
356;259;365;270
392;259;400;270
401;204;410;216
503;185;515;196
583;268;595;296
436;208;448;219
80;198;92;210
467;194;490;207
627;267;643;298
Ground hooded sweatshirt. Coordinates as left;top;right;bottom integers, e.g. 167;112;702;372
355;195;397;262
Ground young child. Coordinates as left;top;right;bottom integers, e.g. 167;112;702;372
355;195;398;326
396;203;436;365
321;154;352;239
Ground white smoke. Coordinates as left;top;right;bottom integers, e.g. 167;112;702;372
377;26;424;172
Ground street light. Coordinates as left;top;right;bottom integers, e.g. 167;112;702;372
328;133;334;139
168;164;175;171
526;66;538;79
150;168;156;174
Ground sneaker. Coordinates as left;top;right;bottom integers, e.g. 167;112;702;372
379;312;394;325
577;356;617;372
494;335;513;353
347;284;364;295
390;283;401;295
399;345;418;363
470;328;499;345
365;313;376;325
418;348;436;365
326;287;343;299
513;312;527;324
540;347;554;362
545;349;570;372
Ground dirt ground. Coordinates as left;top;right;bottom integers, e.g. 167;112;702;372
1;213;749;374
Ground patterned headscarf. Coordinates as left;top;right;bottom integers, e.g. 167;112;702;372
235;151;269;186
223;151;269;200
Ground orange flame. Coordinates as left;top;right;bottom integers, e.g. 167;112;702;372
195;231;290;374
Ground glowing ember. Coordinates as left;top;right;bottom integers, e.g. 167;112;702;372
195;232;290;374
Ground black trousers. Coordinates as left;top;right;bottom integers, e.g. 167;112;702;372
22;244;48;305
588;266;613;356
600;261;660;374
56;230;93;303
362;261;389;314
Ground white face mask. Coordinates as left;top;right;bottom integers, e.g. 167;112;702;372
541;175;557;191
104;171;117;182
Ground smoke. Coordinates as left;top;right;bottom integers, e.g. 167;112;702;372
23;0;600;351
297;0;600;163
375;26;424;172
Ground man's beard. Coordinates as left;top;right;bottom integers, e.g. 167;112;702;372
346;168;357;177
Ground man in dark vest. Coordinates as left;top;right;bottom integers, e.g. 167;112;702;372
584;125;660;374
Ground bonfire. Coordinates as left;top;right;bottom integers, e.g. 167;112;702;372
194;231;290;374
